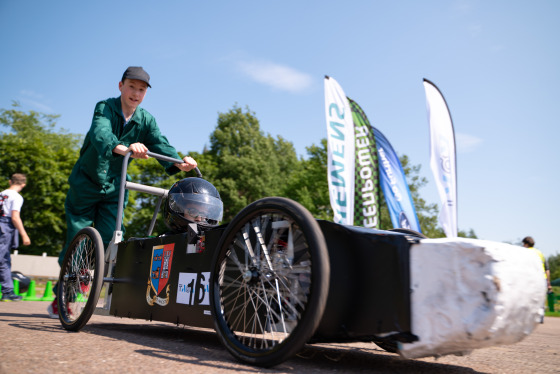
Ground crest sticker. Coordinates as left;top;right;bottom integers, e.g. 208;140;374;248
147;243;174;306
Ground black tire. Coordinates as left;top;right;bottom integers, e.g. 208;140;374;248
373;339;399;353
210;197;329;367
57;227;105;331
388;228;428;239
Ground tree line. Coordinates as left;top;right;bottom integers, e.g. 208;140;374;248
1;102;486;259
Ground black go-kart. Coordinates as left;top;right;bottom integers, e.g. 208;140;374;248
55;151;545;367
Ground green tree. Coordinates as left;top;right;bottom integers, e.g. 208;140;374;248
0;102;474;253
0;103;81;255
549;253;560;282
282;139;331;220
206;105;299;220
121;105;303;234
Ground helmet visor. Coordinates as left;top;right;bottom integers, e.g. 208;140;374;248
168;192;223;223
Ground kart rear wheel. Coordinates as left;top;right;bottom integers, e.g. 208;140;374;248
58;227;104;331
373;339;399;353
210;197;329;367
388;228;427;238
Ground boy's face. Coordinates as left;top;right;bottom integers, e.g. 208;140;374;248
119;78;148;111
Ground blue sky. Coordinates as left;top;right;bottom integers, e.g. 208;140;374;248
1;1;559;257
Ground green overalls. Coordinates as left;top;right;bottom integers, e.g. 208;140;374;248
59;97;182;265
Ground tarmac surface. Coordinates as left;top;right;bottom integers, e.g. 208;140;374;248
1;301;559;373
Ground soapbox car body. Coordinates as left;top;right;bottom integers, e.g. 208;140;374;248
55;152;544;367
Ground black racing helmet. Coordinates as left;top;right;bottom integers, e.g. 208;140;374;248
163;177;223;232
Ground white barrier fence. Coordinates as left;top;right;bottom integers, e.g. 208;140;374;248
11;251;60;278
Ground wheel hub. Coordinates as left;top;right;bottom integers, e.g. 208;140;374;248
242;267;260;284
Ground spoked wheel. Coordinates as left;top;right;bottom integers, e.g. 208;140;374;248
58;227;104;331
210;197;330;367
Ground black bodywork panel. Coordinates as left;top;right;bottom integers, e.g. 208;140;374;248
312;220;414;342
109;220;413;342
110;227;225;328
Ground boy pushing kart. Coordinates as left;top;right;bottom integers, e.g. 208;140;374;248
48;66;197;317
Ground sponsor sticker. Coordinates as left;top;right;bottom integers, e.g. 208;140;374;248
176;272;210;306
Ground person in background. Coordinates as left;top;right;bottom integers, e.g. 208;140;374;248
0;173;31;302
522;236;552;292
522;236;552;323
47;66;197;317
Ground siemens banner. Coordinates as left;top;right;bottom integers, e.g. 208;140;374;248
324;76;355;225
373;127;421;233
348;98;381;228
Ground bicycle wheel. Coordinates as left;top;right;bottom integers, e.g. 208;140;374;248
58;227;105;331
210;197;330;367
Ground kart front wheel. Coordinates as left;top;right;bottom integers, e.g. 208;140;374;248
58;227;104;331
210;197;329;367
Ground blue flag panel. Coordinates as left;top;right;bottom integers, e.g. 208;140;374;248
372;127;422;233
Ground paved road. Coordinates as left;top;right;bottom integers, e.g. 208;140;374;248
1;301;558;373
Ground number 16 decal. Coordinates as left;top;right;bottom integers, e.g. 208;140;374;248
177;272;210;305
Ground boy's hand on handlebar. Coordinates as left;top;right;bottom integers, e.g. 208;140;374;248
175;156;197;172
128;143;149;159
114;143;149;159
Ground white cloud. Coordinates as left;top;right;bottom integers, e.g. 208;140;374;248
456;132;483;153
237;60;313;93
20;99;53;113
490;44;506;52
20;90;44;100
19;90;53;112
453;0;475;14
468;23;483;37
